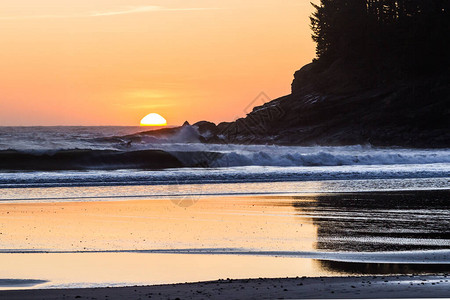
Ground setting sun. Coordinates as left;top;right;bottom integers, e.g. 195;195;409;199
140;113;167;126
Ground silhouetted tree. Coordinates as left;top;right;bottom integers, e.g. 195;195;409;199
310;0;450;77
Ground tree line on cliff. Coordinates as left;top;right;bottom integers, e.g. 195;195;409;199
310;0;449;78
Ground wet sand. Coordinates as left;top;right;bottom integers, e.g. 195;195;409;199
1;191;449;292
1;275;449;299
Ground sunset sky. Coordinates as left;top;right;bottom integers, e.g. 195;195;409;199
0;1;317;126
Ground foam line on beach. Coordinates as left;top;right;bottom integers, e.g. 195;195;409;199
1;177;449;204
2;186;450;203
1;248;449;264
1;164;449;189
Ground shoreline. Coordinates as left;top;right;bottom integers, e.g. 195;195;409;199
1;190;449;297
1;275;449;299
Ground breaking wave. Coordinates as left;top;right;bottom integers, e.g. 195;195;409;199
0;127;449;189
206;146;450;167
1;145;449;171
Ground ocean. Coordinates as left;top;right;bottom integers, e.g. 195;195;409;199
0;126;449;289
1;126;449;191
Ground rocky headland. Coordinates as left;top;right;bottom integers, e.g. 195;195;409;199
136;59;449;148
133;0;450;148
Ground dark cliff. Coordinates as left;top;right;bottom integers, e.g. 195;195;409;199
197;60;449;147
137;0;450;148
194;0;450;147
134;60;449;148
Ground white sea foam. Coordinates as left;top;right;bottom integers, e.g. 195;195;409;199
209;147;450;167
0;127;449;188
1;127;449;167
127;142;450;167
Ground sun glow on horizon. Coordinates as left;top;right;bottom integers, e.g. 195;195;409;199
140;113;167;126
0;1;317;126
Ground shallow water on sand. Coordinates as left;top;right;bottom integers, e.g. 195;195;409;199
0;188;449;289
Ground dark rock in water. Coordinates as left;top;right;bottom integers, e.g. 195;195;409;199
199;60;449;148
117;121;201;144
193;121;216;135
133;127;182;138
113;60;448;148
193;121;217;143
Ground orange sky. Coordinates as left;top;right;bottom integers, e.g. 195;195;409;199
0;1;317;126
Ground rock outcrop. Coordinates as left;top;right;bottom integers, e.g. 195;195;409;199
138;60;449;148
196;60;449;147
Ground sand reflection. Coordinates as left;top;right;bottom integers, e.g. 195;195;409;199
0;253;338;289
0;194;336;288
0;196;319;252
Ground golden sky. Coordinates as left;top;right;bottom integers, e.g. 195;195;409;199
0;1;317;126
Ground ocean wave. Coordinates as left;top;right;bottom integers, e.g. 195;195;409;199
0;149;183;170
2;146;449;171
210;150;447;167
1;126;450;170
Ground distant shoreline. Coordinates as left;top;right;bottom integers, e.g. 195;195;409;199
2;275;449;299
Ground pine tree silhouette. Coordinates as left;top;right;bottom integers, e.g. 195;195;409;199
310;0;449;77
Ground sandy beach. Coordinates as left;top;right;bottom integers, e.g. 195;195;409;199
1;275;449;299
1;191;449;292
